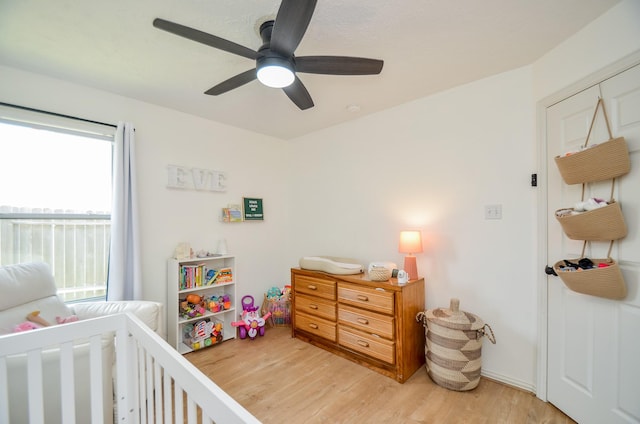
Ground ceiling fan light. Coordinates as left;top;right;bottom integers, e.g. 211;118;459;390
257;57;295;88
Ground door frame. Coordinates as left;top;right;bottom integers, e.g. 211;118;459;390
535;49;640;401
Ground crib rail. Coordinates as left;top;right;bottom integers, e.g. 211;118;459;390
0;313;259;424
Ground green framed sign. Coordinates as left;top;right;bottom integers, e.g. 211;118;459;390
243;197;264;221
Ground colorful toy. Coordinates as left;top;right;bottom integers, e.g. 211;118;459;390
186;294;202;304
14;321;41;332
14;312;80;332
232;295;271;340
180;299;206;319
221;294;231;309
27;310;51;327
207;298;220;313
185;318;224;350
266;286;282;299
204;294;232;313
262;286;292;326
56;315;79;324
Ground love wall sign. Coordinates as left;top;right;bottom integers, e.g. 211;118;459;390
167;165;226;192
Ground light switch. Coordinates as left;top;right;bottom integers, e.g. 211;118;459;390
484;204;502;220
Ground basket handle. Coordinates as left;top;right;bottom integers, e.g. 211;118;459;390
580;240;615;260
580;98;616;203
580;177;616;202
584;97;613;149
477;324;496;344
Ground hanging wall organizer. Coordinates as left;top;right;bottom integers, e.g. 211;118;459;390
552;98;631;300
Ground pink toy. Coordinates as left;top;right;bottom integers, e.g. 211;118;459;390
14;321;40;332
231;295;271;340
56;315;79;324
180;299;206;319
207;299;220;313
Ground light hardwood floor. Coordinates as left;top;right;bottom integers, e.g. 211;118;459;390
186;327;575;423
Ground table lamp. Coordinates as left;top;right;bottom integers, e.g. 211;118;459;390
399;230;423;281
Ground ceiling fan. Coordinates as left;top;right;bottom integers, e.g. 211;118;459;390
153;0;383;110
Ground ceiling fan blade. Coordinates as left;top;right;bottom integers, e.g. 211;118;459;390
204;69;257;95
153;18;258;60
283;77;314;110
296;56;384;75
270;0;317;56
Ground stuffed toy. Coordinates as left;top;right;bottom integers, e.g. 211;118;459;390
14;321;41;332
56;315;79;324
27;310;51;327
13;311;79;333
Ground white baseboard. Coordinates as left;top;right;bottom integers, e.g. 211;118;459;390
481;369;536;394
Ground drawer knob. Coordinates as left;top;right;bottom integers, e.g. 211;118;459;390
357;318;369;325
357;340;370;348
308;284;317;290
309;304;318;310
357;294;369;301
308;323;319;329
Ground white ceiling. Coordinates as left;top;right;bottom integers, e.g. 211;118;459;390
0;0;620;140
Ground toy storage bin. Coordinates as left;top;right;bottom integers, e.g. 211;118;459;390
182;317;224;351
555;200;627;241
262;294;291;326
416;299;495;391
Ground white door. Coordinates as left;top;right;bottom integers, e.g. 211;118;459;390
546;64;640;424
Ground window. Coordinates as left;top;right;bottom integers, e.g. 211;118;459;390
0;105;115;301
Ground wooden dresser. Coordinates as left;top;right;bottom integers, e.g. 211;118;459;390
291;268;425;383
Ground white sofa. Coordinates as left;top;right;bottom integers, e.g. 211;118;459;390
0;262;163;424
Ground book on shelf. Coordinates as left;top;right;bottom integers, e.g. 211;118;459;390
180;265;197;289
216;267;233;283
180;264;204;289
180;264;232;288
204;268;220;285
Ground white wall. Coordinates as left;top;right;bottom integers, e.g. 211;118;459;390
285;0;640;392
0;65;293;312
288;67;538;390
533;0;640;100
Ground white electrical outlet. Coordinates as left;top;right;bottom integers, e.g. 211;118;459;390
484;204;502;220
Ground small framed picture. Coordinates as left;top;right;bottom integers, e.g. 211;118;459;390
243;197;264;221
221;204;243;222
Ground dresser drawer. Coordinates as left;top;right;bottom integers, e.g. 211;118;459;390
296;294;336;321
338;304;394;340
338;282;394;315
294;275;336;300
339;327;395;364
295;311;337;342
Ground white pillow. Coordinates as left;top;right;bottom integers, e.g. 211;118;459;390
299;256;364;275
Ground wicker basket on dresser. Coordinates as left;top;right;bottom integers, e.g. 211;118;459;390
291;268;425;383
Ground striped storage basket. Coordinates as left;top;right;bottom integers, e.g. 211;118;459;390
416;299;495;391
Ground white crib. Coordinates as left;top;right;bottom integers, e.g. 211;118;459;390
0;313;259;424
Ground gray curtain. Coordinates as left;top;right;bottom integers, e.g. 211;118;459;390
107;122;141;300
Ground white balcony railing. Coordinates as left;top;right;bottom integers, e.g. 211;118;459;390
0;313;260;424
0;206;109;301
